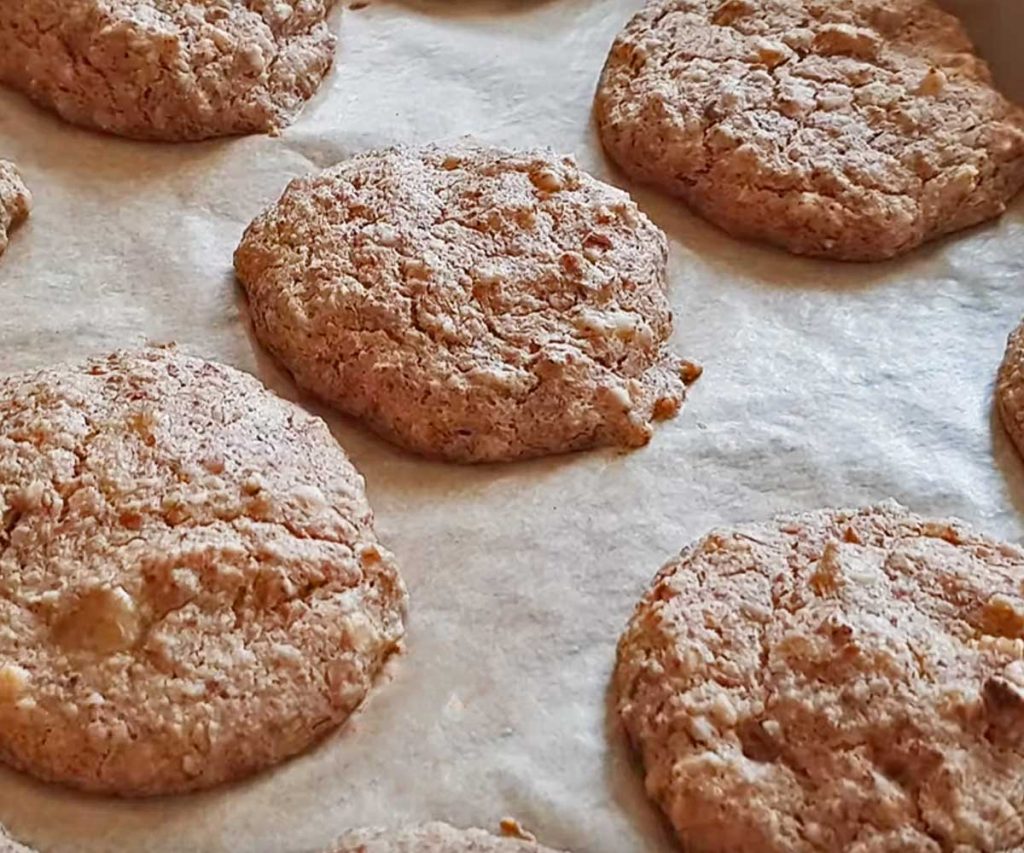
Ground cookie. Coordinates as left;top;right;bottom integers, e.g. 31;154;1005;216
0;161;30;257
595;0;1024;260
235;143;700;463
0;1;338;140
615;502;1024;852
0;826;34;853
996;319;1024;459
0;347;407;796
328;821;565;852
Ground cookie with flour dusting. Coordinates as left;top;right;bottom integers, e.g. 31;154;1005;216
0;348;407;796
328;822;566;852
0;1;339;140
595;0;1024;260
235;143;701;463
616;502;1024;851
0;161;30;257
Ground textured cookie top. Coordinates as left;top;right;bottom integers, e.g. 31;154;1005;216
596;0;1024;260
0;348;407;796
616;503;1024;852
0;1;338;140
329;822;565;852
0;161;30;257
996;319;1024;458
235;144;700;463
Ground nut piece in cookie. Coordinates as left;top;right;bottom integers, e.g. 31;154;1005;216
0;1;339;140
616;502;1024;851
0;160;30;257
596;0;1024;260
326;822;567;852
235;143;701;463
0;347;407;796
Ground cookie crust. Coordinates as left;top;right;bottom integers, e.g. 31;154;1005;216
0;1;338;140
329;822;565;852
0;161;30;257
616;503;1024;851
996;319;1024;459
595;0;1024;260
235;143;700;463
0;348;407;796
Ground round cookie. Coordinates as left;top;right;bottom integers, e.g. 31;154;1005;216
328;822;565;852
235;143;701;463
996;318;1024;459
595;0;1024;261
615;502;1024;852
0;825;34;853
0;1;338;141
0;347;407;796
0;161;30;257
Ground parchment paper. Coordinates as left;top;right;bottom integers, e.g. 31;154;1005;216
2;1;1024;850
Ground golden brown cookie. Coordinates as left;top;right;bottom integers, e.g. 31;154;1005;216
0;161;30;257
996;318;1024;459
596;0;1024;260
328;822;565;852
235;143;700;463
0;348;407;796
616;502;1024;851
0;1;338;140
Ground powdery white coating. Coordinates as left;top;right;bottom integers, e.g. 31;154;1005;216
996;319;1024;460
616;503;1024;852
0;826;34;853
235;144;701;463
595;0;1024;261
0;0;339;141
329;822;566;853
0;348;407;796
0;161;30;257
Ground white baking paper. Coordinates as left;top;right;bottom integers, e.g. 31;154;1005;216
1;1;1023;850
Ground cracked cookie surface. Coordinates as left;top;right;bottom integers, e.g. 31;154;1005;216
0;0;338;140
235;143;700;463
615;502;1024;852
595;0;1024;260
0;347;407;796
0;162;30;258
328;822;565;852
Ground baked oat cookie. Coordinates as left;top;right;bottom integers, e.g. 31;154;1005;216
996;318;1024;459
0;825;34;853
615;502;1024;852
0;347;407;796
235;143;701;463
0;1;339;141
0;161;30;257
595;0;1024;261
329;821;565;852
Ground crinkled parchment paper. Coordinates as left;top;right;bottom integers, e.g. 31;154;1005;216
1;1;1024;850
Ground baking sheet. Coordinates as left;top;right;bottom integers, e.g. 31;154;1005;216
2;1;1024;850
